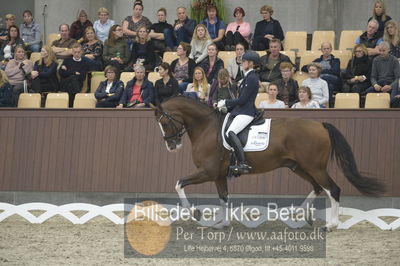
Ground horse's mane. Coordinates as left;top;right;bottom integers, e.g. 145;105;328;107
162;95;215;112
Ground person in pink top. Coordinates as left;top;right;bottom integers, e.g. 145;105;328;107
224;7;251;51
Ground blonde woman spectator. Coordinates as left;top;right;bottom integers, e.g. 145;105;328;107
252;5;284;51
259;82;286;108
186;66;210;101
82;26;103;71
4;45;33;103
209;68;237;105
126;26;155;72
30;45;58;93
93;7;115;43
383;20;400;59
189;24;212;64
368;0;391;38
291;86;320;109
70;10;93;42
0;14;16;41
301;63;329;107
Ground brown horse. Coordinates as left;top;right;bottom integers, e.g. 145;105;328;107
153;96;385;230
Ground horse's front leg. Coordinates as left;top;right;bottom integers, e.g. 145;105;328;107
175;170;212;220
213;177;230;229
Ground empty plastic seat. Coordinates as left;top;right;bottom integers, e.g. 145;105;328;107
311;31;335;51
339;30;363;51
331;50;352;69
47;33;60;46
45;93;69;108
73;93;96;108
284;31;307;53
120;72;135;86
90;72;104;93
147;72;159;84
162;52;178;64
30;52;41;63
298;50;319;69
255;93;269;108
280;51;296;64
293;71;309;86
334;93;360;108
218;51;236;66
18;93;41;108
364;93;390;108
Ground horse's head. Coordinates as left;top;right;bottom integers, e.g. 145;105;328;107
153;104;184;152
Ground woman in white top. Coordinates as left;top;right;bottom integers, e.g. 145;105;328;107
259;82;286;108
227;42;246;84
301;62;329;107
291;86;320;109
189;24;212;64
186;66;210;101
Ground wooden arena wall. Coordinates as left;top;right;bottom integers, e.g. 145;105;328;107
0;109;399;196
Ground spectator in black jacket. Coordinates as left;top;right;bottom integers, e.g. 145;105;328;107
118;65;154;108
252;5;284;51
174;7;196;45
149;8;175;53
58;43;89;107
274;62;298;107
95;65;124;107
341;44;372;94
30;45;59;93
0;70;14;107
0;25;24;62
170;42;195;93
154;62;179;105
126;26;156;72
198;43;224;84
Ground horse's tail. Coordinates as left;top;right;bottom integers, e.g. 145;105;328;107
322;122;385;197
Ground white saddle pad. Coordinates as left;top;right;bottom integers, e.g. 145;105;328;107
222;113;271;152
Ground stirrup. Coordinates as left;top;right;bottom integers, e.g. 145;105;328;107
233;163;252;175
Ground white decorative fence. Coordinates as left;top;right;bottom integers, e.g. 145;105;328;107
0;203;399;230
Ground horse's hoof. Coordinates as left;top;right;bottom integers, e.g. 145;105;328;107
306;218;314;226
212;221;230;230
193;209;201;221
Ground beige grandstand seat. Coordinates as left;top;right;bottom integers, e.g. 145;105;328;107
334;93;360;108
311;31;335;51
90;72;104;93
120;72;135;86
147;72;159;84
73;93;96;108
280;51;296;64
30;52;41;63
284;31;307;53
45;93;69;108
47;33;60;46
162;52;178;64
298;50;319;69
364;93;391;108
17;93;41;108
293;71;308;85
256;51;266;57
331;50;352;69
218;51;236;66
339;30;363;51
81;73;89;93
255;93;269;108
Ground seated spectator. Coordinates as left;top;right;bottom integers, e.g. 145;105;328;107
118;65;154;108
383;20;400;59
356;20;382;57
368;1;391;38
51;24;76;60
174;7;196;45
189;24;212;64
252;5;284;51
366;41;399;101
259;82;286;108
81;26;103;71
58;43;89;107
225;7;251;50
170;42;195;93
301;42;341;106
291;86;320;109
126;26;155;72
201;4;225;51
30;45;59;93
227;42;246;83
93;7;115;43
122;2;152;44
186;66;210;101
208;68;237;106
341;44;372;94
0;14;16;42
258;38;293;91
70;10;93;42
20;10;41;52
154;62;179;105
0;70;14;107
198;43;224;83
301;63;329;107
0;25;24;63
149;8;175;53
4;45;33;103
102;25;130;71
95;65;124;108
275;62;298;107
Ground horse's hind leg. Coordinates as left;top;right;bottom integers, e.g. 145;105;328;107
293;166;323;208
213;178;230;229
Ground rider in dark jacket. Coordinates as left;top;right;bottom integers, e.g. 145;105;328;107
217;50;260;174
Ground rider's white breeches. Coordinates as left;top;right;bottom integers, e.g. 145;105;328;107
226;114;254;137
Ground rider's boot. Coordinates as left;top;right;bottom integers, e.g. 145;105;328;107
228;131;252;174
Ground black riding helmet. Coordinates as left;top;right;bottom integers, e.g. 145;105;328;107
242;51;260;65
